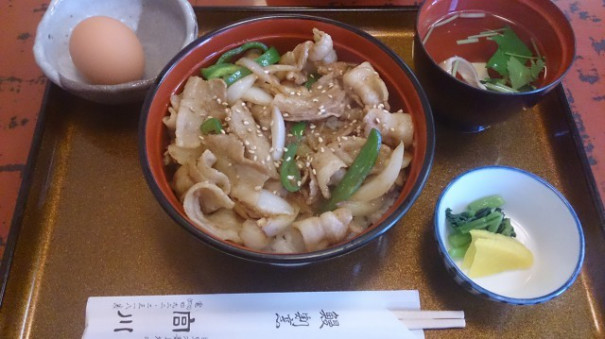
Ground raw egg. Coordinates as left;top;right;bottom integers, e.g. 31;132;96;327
69;16;145;85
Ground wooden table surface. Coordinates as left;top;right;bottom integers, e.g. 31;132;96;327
0;0;603;289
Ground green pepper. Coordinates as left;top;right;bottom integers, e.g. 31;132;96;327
223;47;281;86
215;41;269;65
304;73;319;89
200;117;223;135
290;121;306;140
323;128;382;212
280;122;307;193
201;63;241;80
223;67;252;86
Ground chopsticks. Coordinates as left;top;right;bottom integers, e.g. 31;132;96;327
392;310;466;330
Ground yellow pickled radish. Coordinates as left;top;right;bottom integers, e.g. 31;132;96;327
463;230;533;278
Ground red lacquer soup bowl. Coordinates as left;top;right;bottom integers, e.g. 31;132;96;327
414;0;575;132
139;15;435;265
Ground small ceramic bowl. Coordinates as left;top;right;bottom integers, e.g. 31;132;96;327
33;0;198;104
434;166;585;304
413;0;575;132
140;14;435;265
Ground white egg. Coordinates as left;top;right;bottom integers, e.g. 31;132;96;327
69;16;145;85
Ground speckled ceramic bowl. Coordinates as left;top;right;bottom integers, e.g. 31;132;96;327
435;166;585;304
414;0;575;132
33;0;197;104
140;14;435;265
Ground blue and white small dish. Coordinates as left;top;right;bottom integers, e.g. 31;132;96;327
434;166;585;305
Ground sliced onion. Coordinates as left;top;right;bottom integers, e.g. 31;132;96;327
256;189;295;215
352;142;404;202
241;86;273;105
236;57;276;85
271;106;286;161
264;64;298;73
338;199;382;217
439;56;487;90
226;73;256;104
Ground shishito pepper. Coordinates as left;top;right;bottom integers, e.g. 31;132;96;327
323;128;382;211
201;46;281;86
280;122;306;192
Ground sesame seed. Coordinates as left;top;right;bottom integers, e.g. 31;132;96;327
320;147;325;152
253;155;258;161
287;175;295;180
244;140;250;146
297;180;302;186
312;98;319;103
246;128;252;133
318;137;324;143
241;102;246;106
375;118;381;124
390;127;395;132
317;85;323;89
243;120;250;125
249;149;256;154
254;185;262;191
312;168;317;175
